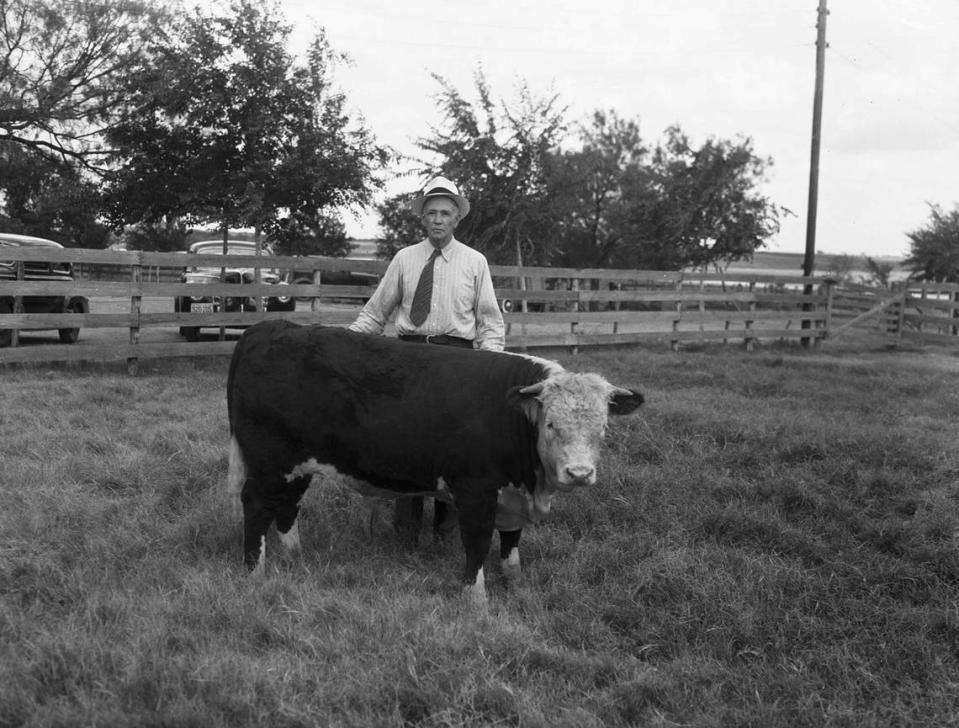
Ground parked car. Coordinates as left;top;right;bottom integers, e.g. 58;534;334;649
287;267;380;303
174;239;295;341
0;232;88;347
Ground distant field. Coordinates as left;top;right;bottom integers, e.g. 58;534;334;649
2;340;958;726
723;250;908;280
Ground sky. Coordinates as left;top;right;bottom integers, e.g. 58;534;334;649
249;0;958;258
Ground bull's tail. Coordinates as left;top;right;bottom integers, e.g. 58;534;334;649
226;434;247;521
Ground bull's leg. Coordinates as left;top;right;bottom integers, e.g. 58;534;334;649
453;482;499;609
275;476;310;553
393;496;424;547
241;482;276;575
498;529;523;582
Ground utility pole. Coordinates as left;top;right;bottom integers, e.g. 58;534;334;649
803;0;828;279
802;0;828;346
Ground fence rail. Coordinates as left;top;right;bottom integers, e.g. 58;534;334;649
1;246;920;370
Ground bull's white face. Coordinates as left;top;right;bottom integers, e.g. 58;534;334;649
510;372;644;492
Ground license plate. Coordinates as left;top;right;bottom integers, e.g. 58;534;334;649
191;302;214;313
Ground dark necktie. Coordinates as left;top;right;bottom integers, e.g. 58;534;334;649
409;248;442;326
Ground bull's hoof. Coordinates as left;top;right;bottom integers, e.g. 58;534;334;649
501;559;523;584
500;547;522;584
277;522;302;552
462;567;489;613
462;583;489;613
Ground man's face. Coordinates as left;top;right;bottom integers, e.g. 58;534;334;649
422;197;460;247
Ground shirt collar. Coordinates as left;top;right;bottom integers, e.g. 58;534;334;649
425;237;458;261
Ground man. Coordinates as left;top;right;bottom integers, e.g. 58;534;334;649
349;176;506;540
349;176;505;351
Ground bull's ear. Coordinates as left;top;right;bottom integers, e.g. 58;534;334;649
608;387;644;415
507;382;543;421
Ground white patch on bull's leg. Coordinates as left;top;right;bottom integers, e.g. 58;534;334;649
251;535;266;578
463;567;488;611
277;521;301;552
501;547;522;582
226;435;247;521
532;488;553;521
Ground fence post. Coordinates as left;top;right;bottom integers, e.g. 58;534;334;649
891;289;906;346
698;278;707;338
311;270;322;313
918;285;927;333
11;260;24;347
952;290;959;337
819;279;835;348
744;281;756;352
670;277;682;351
128;255;142;376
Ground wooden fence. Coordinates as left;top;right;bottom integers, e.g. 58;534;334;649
896;282;959;339
0;246;887;371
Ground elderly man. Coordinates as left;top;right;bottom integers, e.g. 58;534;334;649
349;176;505;351
349;176;506;542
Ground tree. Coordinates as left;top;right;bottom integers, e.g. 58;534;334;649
0;141;110;246
380;68;567;265
615;126;785;270
543;110;648;268
818;253;858;284
374;193;424;259
904;203;959;282
268;211;351;258
380;72;783;273
861;256;894;288
0;0;164;169
120;216;190;252
103;0;386;249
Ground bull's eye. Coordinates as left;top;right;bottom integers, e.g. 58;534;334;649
545;421;554;430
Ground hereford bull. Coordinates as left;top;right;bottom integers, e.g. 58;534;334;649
226;321;643;604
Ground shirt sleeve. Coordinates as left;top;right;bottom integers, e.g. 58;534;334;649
349;256;403;335
473;258;506;351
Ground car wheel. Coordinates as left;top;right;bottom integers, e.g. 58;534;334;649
0;299;11;348
58;297;84;344
294;277;313;302
182;326;200;342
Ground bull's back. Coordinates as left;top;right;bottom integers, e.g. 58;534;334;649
228;323;545;486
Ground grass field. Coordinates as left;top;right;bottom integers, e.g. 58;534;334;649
2;338;959;727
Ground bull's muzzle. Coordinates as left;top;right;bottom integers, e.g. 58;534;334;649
563;464;596;486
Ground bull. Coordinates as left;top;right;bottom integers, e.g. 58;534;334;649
226;321;643;604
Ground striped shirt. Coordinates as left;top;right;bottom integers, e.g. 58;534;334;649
349;238;505;351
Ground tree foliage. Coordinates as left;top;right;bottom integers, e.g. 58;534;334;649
0;0;163;169
102;0;387;252
904;203;959;282
379;73;784;272
861;256;894;288
374;192;424;260
614;127;784;270
381;69;567;265
0;141;110;246
543;110;647;268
